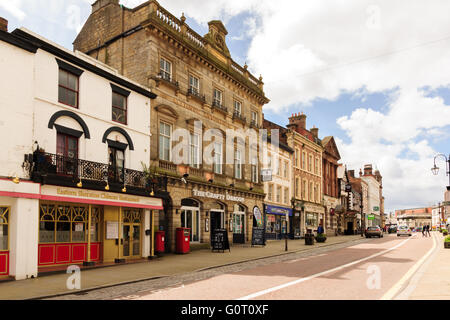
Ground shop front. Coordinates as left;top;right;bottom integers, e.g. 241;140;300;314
304;203;326;235
38;186;163;267
264;205;292;240
0;207;9;277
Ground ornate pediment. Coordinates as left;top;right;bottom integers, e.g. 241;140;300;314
323;136;341;160
154;104;179;119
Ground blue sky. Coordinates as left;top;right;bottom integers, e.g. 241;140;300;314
1;0;449;213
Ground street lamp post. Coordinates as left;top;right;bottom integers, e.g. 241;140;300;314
431;153;450;191
360;192;364;238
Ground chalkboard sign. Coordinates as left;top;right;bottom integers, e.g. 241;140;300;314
211;229;230;253
252;227;266;247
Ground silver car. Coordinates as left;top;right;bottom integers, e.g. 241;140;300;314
365;226;383;238
397;225;412;237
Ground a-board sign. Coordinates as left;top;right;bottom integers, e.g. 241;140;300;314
211;229;230;252
252;227;266;247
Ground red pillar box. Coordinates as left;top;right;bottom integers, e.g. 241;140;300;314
176;228;190;254
155;231;165;254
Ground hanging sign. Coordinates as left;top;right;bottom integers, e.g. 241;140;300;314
261;169;273;182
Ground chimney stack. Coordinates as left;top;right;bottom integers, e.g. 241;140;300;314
0;17;8;32
310;126;319;138
364;164;373;176
287;112;307;133
92;0;119;13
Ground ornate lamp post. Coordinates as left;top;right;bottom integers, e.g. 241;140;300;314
431;153;450;190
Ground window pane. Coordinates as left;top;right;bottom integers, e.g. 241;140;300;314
58;86;66;103
66;89;77;107
39;221;55;243
72;222;86;242
59;69;68;87
56;222;71;243
68;73;78;91
0;225;7;250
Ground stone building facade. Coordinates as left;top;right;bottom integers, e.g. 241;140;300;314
74;0;269;251
286;113;324;237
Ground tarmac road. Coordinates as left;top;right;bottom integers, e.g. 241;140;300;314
124;233;435;300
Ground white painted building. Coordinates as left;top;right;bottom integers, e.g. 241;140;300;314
0;24;163;280
360;165;382;227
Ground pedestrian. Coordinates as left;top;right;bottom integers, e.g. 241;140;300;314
422;226;425;237
426;225;431;237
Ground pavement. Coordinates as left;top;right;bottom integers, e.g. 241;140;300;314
404;232;450;300
0;234;364;300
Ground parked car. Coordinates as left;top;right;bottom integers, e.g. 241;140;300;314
398;225;412;237
365;226;383;238
388;226;397;234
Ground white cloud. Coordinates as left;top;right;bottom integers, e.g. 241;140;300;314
0;0;26;20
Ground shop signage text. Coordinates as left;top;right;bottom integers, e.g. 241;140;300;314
57;188;140;203
192;189;244;203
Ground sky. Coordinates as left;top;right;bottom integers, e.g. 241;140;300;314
1;0;449;213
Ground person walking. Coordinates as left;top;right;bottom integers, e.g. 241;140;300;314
426;225;431;237
422;225;426;237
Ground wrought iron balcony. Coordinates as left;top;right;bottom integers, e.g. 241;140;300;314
187;88;206;103
30;151;167;196
232;111;247;124
250;120;260;129
212;100;228;114
155;72;179;89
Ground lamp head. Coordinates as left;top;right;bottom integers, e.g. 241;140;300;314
431;165;439;176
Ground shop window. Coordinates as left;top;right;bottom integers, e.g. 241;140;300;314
58;68;79;108
39;203;93;244
56;205;71;243
266;215;276;233
306;213;318;227
0;207;9;251
112;91;127;125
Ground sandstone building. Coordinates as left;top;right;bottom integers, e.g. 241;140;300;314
74;0;269;251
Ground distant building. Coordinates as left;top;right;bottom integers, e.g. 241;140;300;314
395;207;432;228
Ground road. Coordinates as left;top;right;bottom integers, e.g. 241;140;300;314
113;233;435;300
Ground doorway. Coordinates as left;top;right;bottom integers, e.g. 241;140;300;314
210;211;224;232
233;205;245;244
122;209;142;259
347;222;354;235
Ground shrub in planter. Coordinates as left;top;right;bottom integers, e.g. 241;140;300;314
445;236;450;249
442;229;448;236
316;233;327;243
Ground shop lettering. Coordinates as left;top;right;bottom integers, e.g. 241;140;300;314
192;190;244;203
56;188;140;203
181;304;215;318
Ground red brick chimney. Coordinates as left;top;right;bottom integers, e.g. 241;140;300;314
287;112;307;133
0;17;8;32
